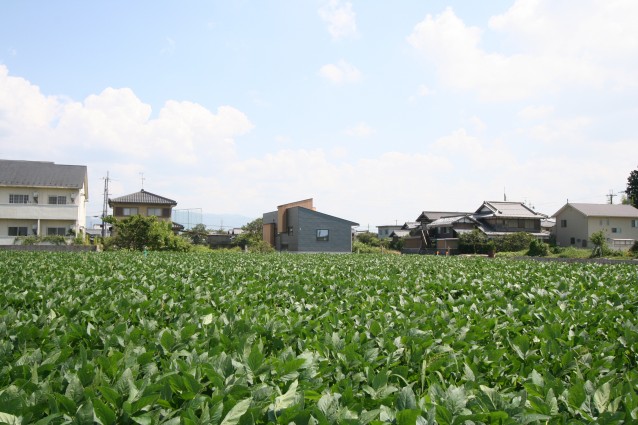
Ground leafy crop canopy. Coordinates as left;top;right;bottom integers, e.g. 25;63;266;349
0;251;637;423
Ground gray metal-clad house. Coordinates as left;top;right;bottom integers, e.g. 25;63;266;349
263;198;358;252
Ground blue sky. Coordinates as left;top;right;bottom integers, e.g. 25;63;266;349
1;0;637;229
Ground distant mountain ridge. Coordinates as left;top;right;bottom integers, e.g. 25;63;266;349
86;213;255;232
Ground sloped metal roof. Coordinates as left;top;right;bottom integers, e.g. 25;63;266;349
109;189;177;206
0;159;87;189
295;206;359;227
555;203;638;218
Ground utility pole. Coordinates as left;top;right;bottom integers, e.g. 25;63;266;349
606;190;616;204
101;172;110;238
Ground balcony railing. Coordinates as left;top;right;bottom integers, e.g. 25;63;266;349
0;203;80;220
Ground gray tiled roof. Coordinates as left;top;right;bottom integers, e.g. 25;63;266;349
477;201;546;218
109;189;177;206
557;203;638;218
416;211;471;221
0;159;87;189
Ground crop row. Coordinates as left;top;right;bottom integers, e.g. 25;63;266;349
0;251;637;424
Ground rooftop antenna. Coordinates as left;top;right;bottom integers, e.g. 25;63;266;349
101;171;110;238
140;172;146;190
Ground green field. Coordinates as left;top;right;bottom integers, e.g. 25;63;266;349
1;251;637;424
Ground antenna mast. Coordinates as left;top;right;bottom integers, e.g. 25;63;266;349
101;172;110;238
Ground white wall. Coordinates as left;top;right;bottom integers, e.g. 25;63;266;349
0;185;87;238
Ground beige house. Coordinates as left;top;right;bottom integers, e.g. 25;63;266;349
0;160;89;244
553;203;638;250
108;189;177;222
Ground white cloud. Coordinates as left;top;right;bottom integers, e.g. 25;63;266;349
160;37;176;55
0;65;253;165
417;84;432;97
407;3;638;101
469;116;486;133
318;60;361;84
518;105;554;120
345;122;374;138
318;0;357;40
2;64;637;227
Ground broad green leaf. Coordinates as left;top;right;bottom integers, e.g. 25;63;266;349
568;383;586;409
32;414;63;425
65;374;84;404
594;382;611;414
273;379;299;411
0;412;21;425
220;398;252;425
530;370;544;387
73;401;94;425
93;398;116;425
396;409;422;425
395;386;417;411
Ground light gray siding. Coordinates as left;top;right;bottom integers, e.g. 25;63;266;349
555;206;589;247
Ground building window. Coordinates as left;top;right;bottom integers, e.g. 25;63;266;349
123;207;138;216
8;227;28;236
612;227;620;234
48;196;67;205
9;194;29;204
147;208;162;216
316;229;329;241
570;237;575;245
561;220;567;228
632;220;638;228
47;227;67;236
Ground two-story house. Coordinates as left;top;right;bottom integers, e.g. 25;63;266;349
108;189;177;222
0;159;88;244
263;198;358;252
553;203;638;250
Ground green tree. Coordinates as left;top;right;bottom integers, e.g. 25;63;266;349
356;232;384;247
234;218;269;250
590;230;607;257
527;238;549;257
107;215;191;251
626;167;638;208
189;223;209;245
459;229;488;254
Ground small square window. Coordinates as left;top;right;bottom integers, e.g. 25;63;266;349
47;227;67;236
9;194;29;204
48;196;67;205
8;227;28;236
316;229;329;241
